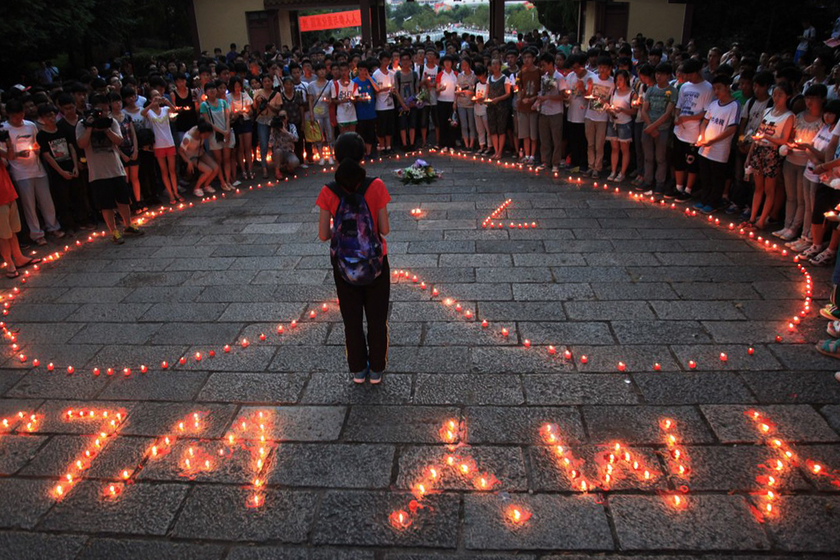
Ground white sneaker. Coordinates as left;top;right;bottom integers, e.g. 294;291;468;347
221;184;234;192
231;180;242;187
788;238;811;252
811;248;837;266
319;158;325;166
300;163;309;169
772;228;789;239
204;185;216;194
328;157;335;165
800;243;827;259
193;188;204;197
643;190;654;196
606;172;617;182
780;229;799;242
615;173;626;182
551;165;560;174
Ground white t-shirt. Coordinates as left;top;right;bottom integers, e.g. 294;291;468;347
180;126;205;159
307;79;332;118
372;68;394;111
1;121;46;181
798;26;816;51
474;82;488;117
228;91;253;121
585;75;615;123
804;123;835;182
436;69;458;103
332;79;358;124
755;107;794;146
144;106;176;149
609;89;634;125
539;70;566;116
422;64;439;105
566;71;591;124
743;97;772;137
699;99;741;163
674;80;714;143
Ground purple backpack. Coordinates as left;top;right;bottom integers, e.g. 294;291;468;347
328;177;384;285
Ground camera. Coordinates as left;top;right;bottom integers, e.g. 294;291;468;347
270;115;287;128
83;109;113;129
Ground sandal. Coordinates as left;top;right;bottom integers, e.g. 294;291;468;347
169;198;177;205
18;258;41;269
828;320;840;338
815;339;840;359
5;270;19;279
821;304;840;321
176;195;185;203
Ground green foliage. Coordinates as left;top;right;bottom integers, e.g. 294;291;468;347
534;0;577;35
505;4;540;33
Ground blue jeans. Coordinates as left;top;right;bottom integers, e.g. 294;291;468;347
257;122;271;170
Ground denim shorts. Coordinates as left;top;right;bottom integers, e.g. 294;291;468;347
607;121;633;142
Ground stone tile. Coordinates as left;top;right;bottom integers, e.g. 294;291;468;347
148;322;245;345
344;405;459;443
301;372;413;405
69;303;152;322
39;481;188;535
79;539;226;560
650;301;745;320
196;372;305;403
218;302;307;322
582;406;714;444
268;345;350;373
571;345;680;373
0;532;86;560
463;494;613;550
610;495;770;550
268;443;395;488
54;287;134;303
98;371;209;401
89;345;190;373
523;374;638;405
311;491;459;547
2;344;102;370
821;404;840;436
68;322;160;345
590;282;679;300
612;321;712;345
237;405;346;441
474;267;551;283
172;486;316;541
5;303;79;322
471;346;575;374
511;283;595;301
177;345;277;372
252;270;330;285
765;496;840;551
585;252;660;266
700;404;840;443
0;433;46;474
517;321;614;345
387;347;473;374
670;344;783;372
0;478;55;529
6;323;85;345
742;371;840;404
552;266;631;283
229;547;374;560
396;445;528;491
565;301;655;320
122;285;204;303
414;374;524;405
671;282;761;300
512;253;586;266
769;344;840;371
684;445;808;491
120;402;237;438
467;406;585;445
530;444;665;492
140;302;229;322
423;321;518;347
389;302;465;322
634;373;755;404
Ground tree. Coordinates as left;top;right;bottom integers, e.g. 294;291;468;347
506;5;539;33
534;0;577;35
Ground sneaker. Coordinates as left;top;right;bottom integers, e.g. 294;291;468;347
643;189;654;196
231;180;242;187
551;165;560;174
123;225;144;236
606;172;617;181
353;366;368;384
632;175;645;186
788;238;811;252
527;156;535;165
369;369;383;385
810;248;837;266
815;339;840;359
615;173;626;183
780;229;799;242
701;205;716;215
821;305;840;321
193;188;204;198
328;157;335;165
559;161;569;169
590;169;600;179
772;228;789;239
34;237;47;246
827;320;840;338
800;244;826;259
724;202;741;215
204;185;216;194
675;190;692;201
694;202;705;210
112;230;125;245
300;163;309;169
319;158;326;166
48;230;65;239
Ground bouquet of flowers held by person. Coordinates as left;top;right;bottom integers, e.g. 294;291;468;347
415;87;430;109
394;158;443;184
533;73;557;112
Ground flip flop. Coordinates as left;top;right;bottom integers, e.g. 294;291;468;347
815;339;840;359
18;258;41;269
5;270;19;279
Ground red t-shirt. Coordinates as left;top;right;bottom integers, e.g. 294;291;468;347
0;163;19;206
316;177;391;254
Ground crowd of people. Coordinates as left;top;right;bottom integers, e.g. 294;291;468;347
5;23;840;359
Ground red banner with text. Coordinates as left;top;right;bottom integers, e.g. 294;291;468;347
299;10;362;32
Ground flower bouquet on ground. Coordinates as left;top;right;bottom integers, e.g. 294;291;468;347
394;158;443;184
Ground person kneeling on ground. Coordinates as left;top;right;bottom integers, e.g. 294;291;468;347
316;132;391;385
76;94;143;245
178;121;219;201
269;112;300;178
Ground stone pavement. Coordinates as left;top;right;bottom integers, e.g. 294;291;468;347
1;152;840;559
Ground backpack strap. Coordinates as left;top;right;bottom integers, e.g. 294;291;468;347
357;176;377;197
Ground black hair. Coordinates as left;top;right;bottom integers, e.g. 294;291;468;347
196;120;213;133
5;100;24;115
539;52;554;65
596;56;613;68
474;64;487;77
655;62;673;75
711;75;731;87
638;63;655;77
56;93;74;107
174;72;187;81
198;65;211;75
89;93;109;107
804;83;828;99
334;131;365;163
681;58;702;75
754;71;774;87
106;91;122;104
774;81;793;97
824;99;840;117
37;104;57;116
120;86;137;100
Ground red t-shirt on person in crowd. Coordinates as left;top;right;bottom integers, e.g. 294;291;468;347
315;177;391;255
0;164;19;206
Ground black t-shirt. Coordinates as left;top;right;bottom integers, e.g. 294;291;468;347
172;89;198;132
57;117;80;150
36;128;75;173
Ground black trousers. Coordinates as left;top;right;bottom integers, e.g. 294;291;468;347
333;255;390;373
566;121;587;169
697;155;728;207
437;101;456;148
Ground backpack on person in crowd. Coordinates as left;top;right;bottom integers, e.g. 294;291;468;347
327;177;384;286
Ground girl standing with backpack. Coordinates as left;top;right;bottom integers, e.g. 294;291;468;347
316;133;391;384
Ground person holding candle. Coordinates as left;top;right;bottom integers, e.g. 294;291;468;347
373;52;396;155
419;49;441;150
566;55;593;174
605;69;637;183
0;138;40;278
693;75;742;213
641;62;676;196
76;94;143;245
332;61;358;135
394;52;419;149
1;100;64;246
353;60;378;160
37;104;82;233
307;62;335;166
516;49;541;165
584;56;616;179
435;55;459;153
535;53;567;174
672;59;714;201
228;76;254;182
142;89;183;202
774;84;826;244
455;57;477;151
486;58;512;161
473;64;490;155
199;81;234;194
269;112;300;178
254;74;281;179
743;82;795;230
316;132;391;384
